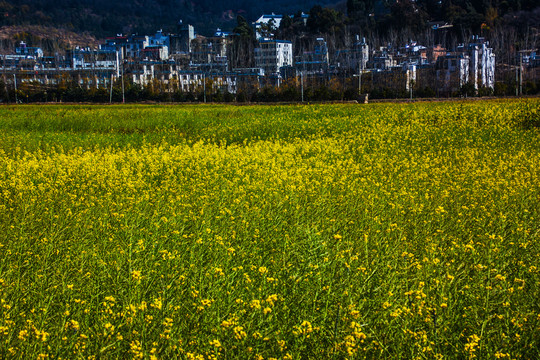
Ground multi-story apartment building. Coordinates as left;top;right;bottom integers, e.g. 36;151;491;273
334;37;369;73
255;40;293;75
124;36;150;59
436;36;495;92
15;41;44;58
295;38;329;74
190;35;229;71
69;48;119;73
468;36;496;90
170;21;195;54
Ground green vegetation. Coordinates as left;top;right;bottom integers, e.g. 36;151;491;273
0;100;539;359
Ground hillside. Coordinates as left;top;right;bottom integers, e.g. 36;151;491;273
0;0;537;59
0;0;339;38
0;25;98;53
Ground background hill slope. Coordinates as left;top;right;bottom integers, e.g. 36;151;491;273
0;0;339;37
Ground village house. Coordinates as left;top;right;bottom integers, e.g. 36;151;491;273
255;39;293;76
436;36;495;92
169;22;195;55
189;35;229;72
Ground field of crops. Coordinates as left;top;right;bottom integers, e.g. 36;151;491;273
0;100;539;359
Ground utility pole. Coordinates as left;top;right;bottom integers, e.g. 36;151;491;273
110;73;114;103
358;58;362;96
203;72;206;103
409;66;413;100
121;71;125;103
121;48;125;104
301;70;304;102
515;56;518;97
519;52;523;96
13;74;18;104
2;55;10;103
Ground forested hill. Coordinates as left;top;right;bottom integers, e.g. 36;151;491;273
0;0;538;50
0;0;339;37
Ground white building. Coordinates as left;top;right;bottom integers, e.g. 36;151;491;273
255;40;293;75
468;36;495;90
437;53;470;91
170;22;195;54
140;46;169;61
355;36;369;70
70;48;119;75
437;36;495;92
334;36;369;72
405;64;417;91
124;36;150;59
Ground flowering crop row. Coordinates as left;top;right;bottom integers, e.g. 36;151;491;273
0;100;539;359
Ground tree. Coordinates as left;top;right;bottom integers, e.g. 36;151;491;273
307;6;345;35
259;18;276;39
388;0;429;34
230;15;256;69
233;15;254;39
347;0;375;20
277;15;294;39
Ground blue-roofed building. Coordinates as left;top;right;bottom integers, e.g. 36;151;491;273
214;28;231;38
149;30;170;47
15;42;43;59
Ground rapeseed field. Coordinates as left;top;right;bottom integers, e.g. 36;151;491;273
0;100;539;359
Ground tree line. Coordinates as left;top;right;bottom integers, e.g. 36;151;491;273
2;70;538;105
